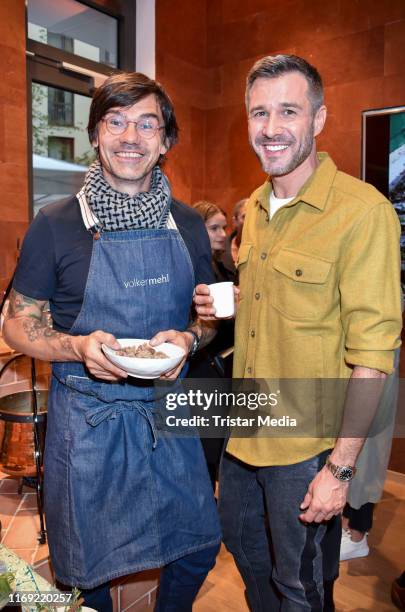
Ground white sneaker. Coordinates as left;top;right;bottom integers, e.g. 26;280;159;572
340;528;369;561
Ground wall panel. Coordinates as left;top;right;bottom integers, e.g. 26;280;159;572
157;1;405;213
0;0;29;293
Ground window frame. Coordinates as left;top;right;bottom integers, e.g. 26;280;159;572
27;0;136;73
47;135;75;162
26;0;136;219
48;88;75;127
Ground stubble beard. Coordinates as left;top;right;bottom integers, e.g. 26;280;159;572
254;124;315;177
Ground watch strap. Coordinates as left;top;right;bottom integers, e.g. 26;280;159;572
326;455;356;481
185;328;201;357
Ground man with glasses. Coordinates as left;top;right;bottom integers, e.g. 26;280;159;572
4;73;220;611
195;55;402;610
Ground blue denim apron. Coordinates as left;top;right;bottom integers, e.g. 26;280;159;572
44;201;220;589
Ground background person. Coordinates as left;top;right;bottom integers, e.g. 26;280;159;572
3;72;220;612
340;347;400;561
189;200;236;489
193;200;236;283
224;198;248;265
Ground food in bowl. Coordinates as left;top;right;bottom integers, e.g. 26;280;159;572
102;338;186;379
115;342;168;359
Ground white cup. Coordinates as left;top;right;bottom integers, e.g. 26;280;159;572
208;281;235;318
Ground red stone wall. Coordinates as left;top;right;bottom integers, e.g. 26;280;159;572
0;0;29;293
156;0;405;215
206;0;405;212
155;0;210;205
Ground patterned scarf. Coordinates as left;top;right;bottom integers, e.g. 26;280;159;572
84;160;171;231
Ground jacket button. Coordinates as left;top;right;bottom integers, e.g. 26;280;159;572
261;252;267;260
255;292;260;300
247;367;252;374
250;330;255;338
295;269;303;276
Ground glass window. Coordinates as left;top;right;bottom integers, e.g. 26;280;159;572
48;88;74;126
48;136;74;161
48;32;74;54
362;106;405;292
27;0;118;67
32;82;95;216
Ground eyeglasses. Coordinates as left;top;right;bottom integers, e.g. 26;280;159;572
102;112;164;139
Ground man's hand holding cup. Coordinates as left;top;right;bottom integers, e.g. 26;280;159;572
194;282;239;320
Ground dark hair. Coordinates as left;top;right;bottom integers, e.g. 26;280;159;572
192;200;227;222
87;72;179;150
246;55;324;113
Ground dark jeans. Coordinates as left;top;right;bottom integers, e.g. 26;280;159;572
80;582;113;612
342;502;374;533
201;436;226;490
155;543;220;611
55;580;114;612
219;451;340;612
74;544;219;612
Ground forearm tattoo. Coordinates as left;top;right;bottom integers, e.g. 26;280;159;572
189;320;217;349
21;319;74;354
7;290;38;318
22;318;57;341
7;289;74;354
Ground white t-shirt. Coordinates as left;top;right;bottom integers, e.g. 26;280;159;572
269;191;294;219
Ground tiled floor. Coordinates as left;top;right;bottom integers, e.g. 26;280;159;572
2;469;404;611
0;471;158;611
0;477;45;565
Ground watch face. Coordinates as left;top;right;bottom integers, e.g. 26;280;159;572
338;467;353;481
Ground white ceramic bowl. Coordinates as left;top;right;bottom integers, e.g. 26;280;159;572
102;338;185;379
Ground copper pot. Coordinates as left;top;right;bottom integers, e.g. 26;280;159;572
0;390;47;477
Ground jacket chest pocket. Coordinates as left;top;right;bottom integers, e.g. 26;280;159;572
237;243;253;269
236;243;253;291
271;248;333;320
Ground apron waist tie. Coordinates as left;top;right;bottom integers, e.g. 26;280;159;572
85;404;118;427
85;401;158;449
135;404;159;449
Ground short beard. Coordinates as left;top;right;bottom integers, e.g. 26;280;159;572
255;121;315;177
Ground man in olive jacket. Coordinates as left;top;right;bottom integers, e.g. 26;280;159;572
195;54;402;611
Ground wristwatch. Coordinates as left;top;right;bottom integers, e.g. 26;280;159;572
185;328;201;357
326;456;356;482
